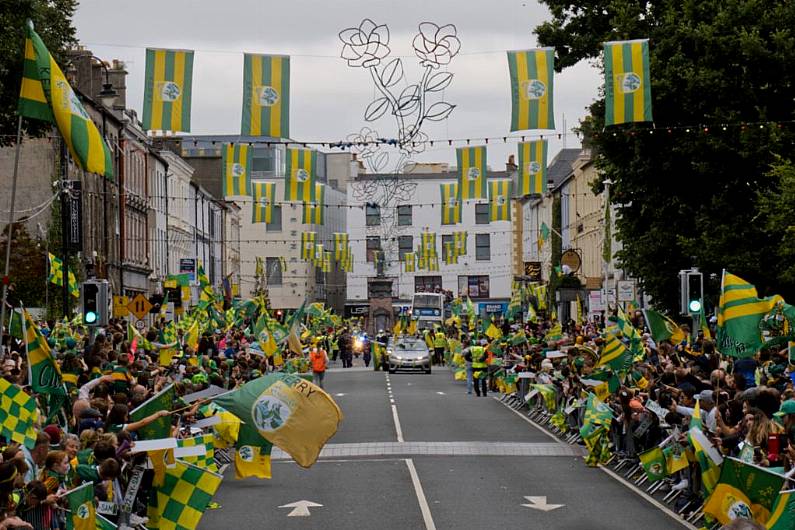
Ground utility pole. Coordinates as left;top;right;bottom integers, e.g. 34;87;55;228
60;141;70;317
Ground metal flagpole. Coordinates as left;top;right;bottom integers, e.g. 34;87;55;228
0;116;24;356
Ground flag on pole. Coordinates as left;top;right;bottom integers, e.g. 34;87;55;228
129;384;174;440
63;482;96;530
251;182;276;223
507;48;555;131
488;179;512;221
0;378;39;449
440;183;461;224
517;140;548;195
147;459;222;530
767;489;795;530
643;309;686;344
300;232;316;261
284;148;316;202
177;434;217;472
717;271;783;358
597;330;632;372
47;253;79;297
143;48;194;132
302;182;325;225
241;54;290;138
698;305;712;340
456;146;487;200
638;447;666;482
22;309;63;394
222;143;251;197
22;22;113;178
603;39;652;126
454;231;467;255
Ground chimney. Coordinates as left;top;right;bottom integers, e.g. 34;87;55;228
506;154;517;173
107;60;128;109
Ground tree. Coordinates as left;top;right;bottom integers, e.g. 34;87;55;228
0;0;78;146
535;0;795;313
0;221;46;309
757;159;795;286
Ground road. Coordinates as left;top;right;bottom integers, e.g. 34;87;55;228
200;362;684;529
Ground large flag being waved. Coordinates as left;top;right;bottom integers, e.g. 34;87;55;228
507;48;555;131
143;48;194;132
214;373;342;468
767;489;795;530
177;434;218;472
284;148;316;202
251;182;276;223
703;458;785;526
517;140;548;195
47;252;79;297
22;309;63;394
456;146;487;200
147;459;222;530
439;183;461;225
302;182;325;225
63;482;96;530
603;39;652;126
222;143;251;197
488;179;512;221
234;424;273;480
597;331;632;371
242;54;290;138
643;308;686;344
301;232;316;261
22;22;113;178
130;384;174;440
717;271;783;358
0;378;39;449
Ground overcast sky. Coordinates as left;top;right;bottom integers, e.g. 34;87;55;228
73;0;601;169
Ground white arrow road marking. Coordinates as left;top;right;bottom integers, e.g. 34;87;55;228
279;500;323;517
521;496;565;512
436;391;446;395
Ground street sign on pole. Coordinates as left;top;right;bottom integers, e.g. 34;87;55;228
127;293;152;320
113;295;129;317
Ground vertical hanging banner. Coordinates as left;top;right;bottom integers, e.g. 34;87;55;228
444;242;458;265
454;231;467;256
251;182;276;223
420;232;437;259
517;140;548;195
222;143;252;197
603;39;652;126
143;48;194;133
404;252;415;273
507;48;555;131
302;183;325;225
333;233;349;261
457;146;487;201
242;54;290;138
300;232;316;261
284;148;316;202
489;179;512;221
439;183;461;225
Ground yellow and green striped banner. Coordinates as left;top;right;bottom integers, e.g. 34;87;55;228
284;148;316;202
457;146;487;200
342;249;353;272
507;48;555;131
322;251;332;273
454;231;467;256
444;242;458;265
604;39;652;126
439;183;461;225
488;179;512;221
24;24;113;178
222;143;251;197
404;252;415;273
18;24;53;123
517;140;547;195
302;182;325;225
427;255;439;271
300;232;316;261
242;54;290;138
334;233;349;261
313;244;324;266
143;48;194;133
420;232;437;259
251;182;276;223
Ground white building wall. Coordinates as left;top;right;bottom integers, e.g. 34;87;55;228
522;196;554;282
163;151;195;281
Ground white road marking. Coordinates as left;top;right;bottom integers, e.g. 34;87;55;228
405;459;436;530
391;404;404;442
334;393;346;397
436;391;446;395
278;500;323;517
520;496;564;512
390;398;395;404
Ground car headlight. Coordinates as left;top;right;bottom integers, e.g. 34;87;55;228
395;355;403;360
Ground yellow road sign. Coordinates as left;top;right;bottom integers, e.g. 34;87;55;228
127;293;152;320
113;295;130;317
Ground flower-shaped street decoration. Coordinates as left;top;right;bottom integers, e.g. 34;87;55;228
339;19;391;68
412;23;461;69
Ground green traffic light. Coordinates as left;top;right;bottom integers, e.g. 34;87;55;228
688;300;702;313
85;311;98;324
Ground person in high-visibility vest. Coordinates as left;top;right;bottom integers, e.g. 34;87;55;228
468;338;488;397
433;327;447;366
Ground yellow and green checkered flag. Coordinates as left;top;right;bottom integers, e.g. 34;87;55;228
284;148;316;202
334;233;349;261
457;146;487;200
177;435;218;472
241;54;290;138
47;253;79;298
302;183;325;225
453;231;467;256
300;232;316;261
507;48;555;131
404;252;415;273
439;183;461;225
143;48;194;133
0;378;39;449
488;179;512;221
147;459;222;530
604;39;652;126
222;143;251;197
517;140;548;195
251;182;276;223
444;242;458;265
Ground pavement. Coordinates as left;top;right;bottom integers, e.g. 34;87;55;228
200;360;684;529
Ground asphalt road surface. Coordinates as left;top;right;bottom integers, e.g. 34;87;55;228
200;361;685;529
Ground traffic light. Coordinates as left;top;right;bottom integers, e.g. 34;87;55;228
679;269;703;316
81;280;109;326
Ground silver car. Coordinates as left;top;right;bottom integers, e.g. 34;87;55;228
387;338;431;374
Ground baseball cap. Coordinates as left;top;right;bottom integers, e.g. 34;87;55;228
778;399;795;416
695;390;714;403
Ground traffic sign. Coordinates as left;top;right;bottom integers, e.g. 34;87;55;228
135;319;146;330
127;294;152;320
113;295;130;317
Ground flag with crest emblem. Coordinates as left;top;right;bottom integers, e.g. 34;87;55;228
440;183;461;224
456;147;487;200
603;39;652;126
143;48;194;132
251;182;275;223
222;143;251;197
284;148;316;202
507;48;555;131
517;140;547;195
488;179;512;221
242;54;290;138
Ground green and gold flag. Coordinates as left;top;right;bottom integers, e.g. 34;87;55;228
143;48;194;132
147;459;222;530
23;22;113;178
22;309;63;395
703;457;785;526
444;242;458;265
129;384;174;440
440;183;461;225
279;256;287;272
420;232;437;259
507;48;555;131
284;148;316;202
767;489;795;530
454;231;467;256
427;254;439;272
48;253;79;298
717;271;783;358
597;330;632;372
603;39;652;126
517;140;547;195
63;482;96;530
404;252;415;273
0;378;39;449
302;182;325;225
638;447;666;482
488;179;512;221
251;182;276;223
301;232;316;261
334;233;349;261
234;424;273;480
322;251;332;273
178;434;218;473
313;244;324;267
222;143;252;197
457;146;487;200
242;54;290;138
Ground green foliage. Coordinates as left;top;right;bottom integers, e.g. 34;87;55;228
0;0;78;146
0;222;46;308
757;159;795;285
535;0;795;312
